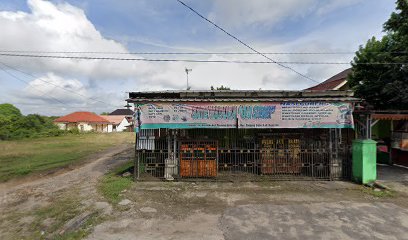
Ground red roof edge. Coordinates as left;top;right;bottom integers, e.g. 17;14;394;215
306;68;352;91
54;111;111;123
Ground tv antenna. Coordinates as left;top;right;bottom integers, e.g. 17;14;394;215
185;67;192;90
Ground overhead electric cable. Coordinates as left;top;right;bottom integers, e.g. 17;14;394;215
0;61;118;108
2;50;408;55
175;0;319;83
0;64;71;106
0;53;406;65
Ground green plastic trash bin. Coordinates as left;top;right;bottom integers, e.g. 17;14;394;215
352;139;377;184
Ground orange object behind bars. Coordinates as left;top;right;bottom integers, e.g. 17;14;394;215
260;138;302;174
180;142;217;177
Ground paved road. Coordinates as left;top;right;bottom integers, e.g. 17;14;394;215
87;180;408;240
220;202;408;240
377;164;408;182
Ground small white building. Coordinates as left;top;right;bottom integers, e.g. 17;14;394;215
54;111;113;133
101;115;130;132
109;108;134;131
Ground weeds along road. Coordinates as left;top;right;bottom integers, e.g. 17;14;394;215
0;144;133;210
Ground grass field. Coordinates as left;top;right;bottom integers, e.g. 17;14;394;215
0;132;135;182
98;160;133;204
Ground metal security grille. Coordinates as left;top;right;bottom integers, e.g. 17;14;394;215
134;128;352;181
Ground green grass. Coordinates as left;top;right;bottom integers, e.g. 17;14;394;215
0;132;134;182
30;194;84;238
1;189;102;240
98;161;133;204
362;187;396;198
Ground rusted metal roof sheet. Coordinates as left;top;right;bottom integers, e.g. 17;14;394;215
372;114;408;120
127;90;358;103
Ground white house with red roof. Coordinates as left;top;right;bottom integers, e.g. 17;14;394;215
54;111;113;132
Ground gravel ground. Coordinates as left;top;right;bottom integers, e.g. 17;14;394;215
87;181;408;240
2;149;408;240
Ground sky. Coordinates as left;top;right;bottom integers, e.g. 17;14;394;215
0;0;397;116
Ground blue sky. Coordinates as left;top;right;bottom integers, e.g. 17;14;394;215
0;0;396;115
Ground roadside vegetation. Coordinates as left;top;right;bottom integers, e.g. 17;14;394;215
362;186;396;198
98;161;133;204
349;0;408;109
1;188;103;240
0;103;66;140
0;132;134;182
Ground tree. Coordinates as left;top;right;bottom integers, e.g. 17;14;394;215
210;85;231;90
348;0;408;110
100;112;110;115
0;103;62;140
0;103;22;118
0;103;22;140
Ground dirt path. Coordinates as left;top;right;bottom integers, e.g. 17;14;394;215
0;144;133;209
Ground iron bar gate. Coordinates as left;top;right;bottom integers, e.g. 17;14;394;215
135;128;352;181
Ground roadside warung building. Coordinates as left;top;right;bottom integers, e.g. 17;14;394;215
127;90;358;181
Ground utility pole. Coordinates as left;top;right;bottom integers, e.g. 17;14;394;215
185;67;192;90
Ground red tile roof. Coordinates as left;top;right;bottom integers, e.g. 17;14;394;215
54;111;111;123
307;68;352;91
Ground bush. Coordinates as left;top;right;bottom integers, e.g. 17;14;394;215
0;103;66;140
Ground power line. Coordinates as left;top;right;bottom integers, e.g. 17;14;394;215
0;63;124;110
176;0;318;83
1;53;407;65
0;50;357;55
0;64;71;106
0;61;118;108
2;50;408;55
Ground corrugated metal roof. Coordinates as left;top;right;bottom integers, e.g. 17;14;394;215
127;90;358;103
127;97;359;102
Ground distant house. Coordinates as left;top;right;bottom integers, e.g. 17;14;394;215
307;68;351;91
109;108;134;116
109;108;134;130
101;115;130;132
54;111;113;132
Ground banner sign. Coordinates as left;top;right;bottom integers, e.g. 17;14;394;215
237;102;353;128
138;102;353;129
138;103;237;129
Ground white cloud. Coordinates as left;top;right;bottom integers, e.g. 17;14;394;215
0;0;154;79
23;73;87;104
12;72;127;116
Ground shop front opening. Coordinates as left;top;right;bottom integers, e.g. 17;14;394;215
135;128;353;181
